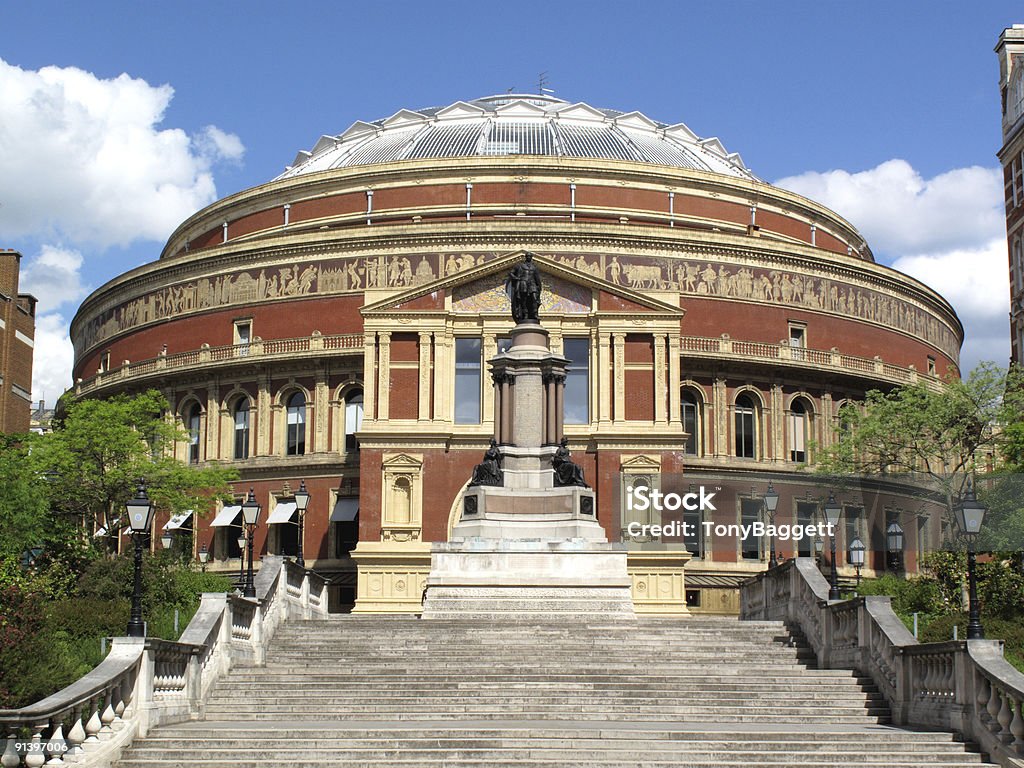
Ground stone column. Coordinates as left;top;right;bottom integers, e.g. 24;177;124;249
377;332;391;420
770;383;784;463
554;372;566;443
314;366;329;452
491;371;504;444
612;333;626;423
654;333;667;425
418;332;432;422
362;333;377;421
257;375;271;456
543;373;556;445
206;381;219;460
481;333;496;429
598;332;612;425
500;373;512;444
712;377;727;457
668;335;681;427
433;334;452;423
820;392;833;451
512;365;544;447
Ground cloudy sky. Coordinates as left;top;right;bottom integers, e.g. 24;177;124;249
1;2;1020;402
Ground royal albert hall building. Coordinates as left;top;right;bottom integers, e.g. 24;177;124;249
70;94;962;614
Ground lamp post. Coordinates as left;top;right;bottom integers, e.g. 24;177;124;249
125;479;155;638
887;522;905;573
954;478;988;640
763;481;780;568
823;491;842;601
848;537;865;588
294;480;310;569
237;533;246;587
198;542;209;572
241;488;262;599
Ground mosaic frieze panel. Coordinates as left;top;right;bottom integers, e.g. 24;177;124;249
74;251;959;361
452;272;591;314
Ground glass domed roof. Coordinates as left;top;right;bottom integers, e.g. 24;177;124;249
277;95;755;180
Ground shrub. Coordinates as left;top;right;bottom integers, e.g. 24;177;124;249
920;615;1024;673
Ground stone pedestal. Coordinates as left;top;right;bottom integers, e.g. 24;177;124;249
422;311;635;620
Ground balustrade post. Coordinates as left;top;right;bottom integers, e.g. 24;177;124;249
251;601;265;667
23;726;44;768
301;574;311;620
187;652;202;720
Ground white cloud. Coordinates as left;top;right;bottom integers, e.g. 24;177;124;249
893;240;1010;371
774;160;1010;371
775;160;1003;256
30;312;74;406
0;58;244;248
19;245;88;314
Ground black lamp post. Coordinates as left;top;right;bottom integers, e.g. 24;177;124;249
198;542;209;572
887;522;905;573
954;478;988;640
237;533;246;587
848;537;865;587
824;491;842;600
294;480;310;569
241;488;262;598
763;481;780;568
125;479;155;637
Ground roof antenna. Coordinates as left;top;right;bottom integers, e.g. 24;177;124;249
538;72;554;97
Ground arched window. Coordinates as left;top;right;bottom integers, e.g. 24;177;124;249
345;390;364;452
681;389;701;456
187;404;202;464
233;399;250;460
286;391;306;456
734;394;756;459
787;398;810;463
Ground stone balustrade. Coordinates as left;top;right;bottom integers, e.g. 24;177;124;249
741;559;1024;767
0;557;328;767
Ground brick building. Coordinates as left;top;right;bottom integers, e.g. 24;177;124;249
0;249;36;434
69;95;962;613
998;25;1024;365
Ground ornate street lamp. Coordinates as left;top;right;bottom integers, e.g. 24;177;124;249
198;542;209;572
823;491;842;600
763;481;780;568
294;480;310;569
814;534;824;564
886;522;905;573
241;488;262;598
848;537;865;587
125;479;155;637
954;478;988;640
161;531;173;551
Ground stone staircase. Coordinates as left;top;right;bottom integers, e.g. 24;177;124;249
115;616;997;767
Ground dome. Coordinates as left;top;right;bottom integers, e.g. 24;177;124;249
277;94;756;180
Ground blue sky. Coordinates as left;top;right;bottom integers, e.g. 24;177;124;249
1;2;1020;400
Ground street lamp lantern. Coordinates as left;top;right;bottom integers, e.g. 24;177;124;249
823;491;842;601
814;535;824;561
295;480;310;569
848;537;865;587
125;479;154;637
763;481;780;568
161;532;173;550
198;542;209;571
241;488;262;598
954;478;988;640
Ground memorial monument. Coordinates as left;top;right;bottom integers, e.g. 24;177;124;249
421;254;635;619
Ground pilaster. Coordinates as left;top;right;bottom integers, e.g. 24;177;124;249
668;335;681;427
257;375;271;456
418;331;432;422
612;333;625;423
598;332;612;425
362;333;377;421
314;366;329;452
653;333;667;425
377;332;391;420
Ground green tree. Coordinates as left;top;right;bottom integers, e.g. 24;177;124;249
32;390;237;538
0;436;50;561
817;362;1024;525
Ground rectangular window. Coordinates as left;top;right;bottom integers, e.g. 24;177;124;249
454;338;481;424
563;338;590;425
682;396;698;455
735;404;755;459
845;506;863;564
684;507;702;559
917;516;929;564
789;324;806;361
927;356;936;376
101;351;111;372
741;497;763;560
234;320;252;356
234;405;250;460
787;411;806;462
797;501;817;557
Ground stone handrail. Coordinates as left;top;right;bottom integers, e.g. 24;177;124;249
741;559;1024;767
679;335;941;388
74;332;363;396
0;557;329;767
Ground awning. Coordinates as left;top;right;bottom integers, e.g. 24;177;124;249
163;510;193;531
94;526;107;538
267;501;297;525
211;505;242;527
330;498;359;522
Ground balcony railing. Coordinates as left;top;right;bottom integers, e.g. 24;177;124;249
75;333;364;396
